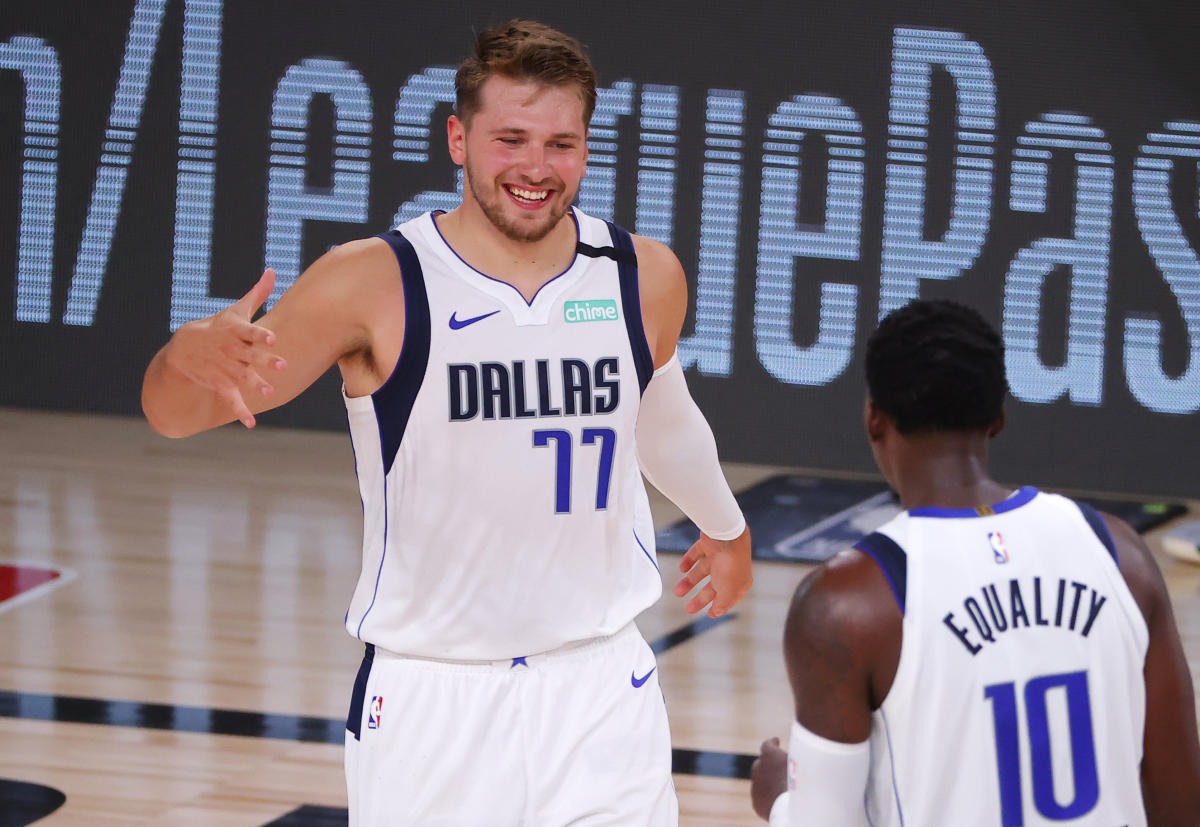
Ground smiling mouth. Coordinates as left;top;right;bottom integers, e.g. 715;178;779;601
504;184;551;205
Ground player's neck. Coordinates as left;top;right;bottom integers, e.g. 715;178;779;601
435;204;577;302
891;433;1011;512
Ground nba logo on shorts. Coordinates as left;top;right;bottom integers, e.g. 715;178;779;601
368;695;383;730
988;531;1010;565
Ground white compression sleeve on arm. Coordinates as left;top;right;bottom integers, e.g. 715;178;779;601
776;718;871;827
634;352;745;540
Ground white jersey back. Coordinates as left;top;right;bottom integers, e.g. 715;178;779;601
859;488;1149;826
341;209;662;660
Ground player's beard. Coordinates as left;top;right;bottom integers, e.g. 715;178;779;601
465;161;575;244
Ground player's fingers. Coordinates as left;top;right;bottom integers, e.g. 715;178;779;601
685;583;717;615
215;382;256;428
708;578;750;616
240;321;278;348
672;558;710;596
208;350;275;401
678;542;705;573
231;268;276;318
225;340;286;373
760;737;780;753
231;360;275;399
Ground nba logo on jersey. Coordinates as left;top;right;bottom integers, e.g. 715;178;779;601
988;531;1010;564
368;695;382;730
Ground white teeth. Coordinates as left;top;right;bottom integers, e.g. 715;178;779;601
508;186;549;201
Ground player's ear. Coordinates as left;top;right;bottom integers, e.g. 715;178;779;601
447;114;467;166
987;407;1006;439
864;397;887;443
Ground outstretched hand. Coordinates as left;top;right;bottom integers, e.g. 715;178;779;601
164;269;287;428
673;527;752;617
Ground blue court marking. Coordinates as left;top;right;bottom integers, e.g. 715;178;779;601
0;779;66;826
263;806;347;826
648;612;735;655
0;689;756;783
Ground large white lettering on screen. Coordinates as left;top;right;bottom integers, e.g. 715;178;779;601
62;0;168;327
8;9;1200;424
677;90;744;377
1004;115;1113;406
754;95;865;386
264;59;371;308
390;66;458;227
878;28;995;319
1;35;60;324
1127;122;1200;414
169;0;224;329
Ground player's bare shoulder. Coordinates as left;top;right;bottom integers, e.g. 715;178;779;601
1101;511;1168;626
263;235;407;395
784;547;903;725
629;234;687;367
323;236;407;392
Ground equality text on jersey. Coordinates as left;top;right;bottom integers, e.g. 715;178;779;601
448;357;621;421
942;576;1109;656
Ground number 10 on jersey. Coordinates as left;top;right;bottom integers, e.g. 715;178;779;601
533;428;616;513
985;670;1100;826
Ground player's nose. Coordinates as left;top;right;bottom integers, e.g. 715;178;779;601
518;144;549;179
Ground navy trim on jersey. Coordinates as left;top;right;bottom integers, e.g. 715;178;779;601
1076;501;1119;565
605;222;654;394
576;239;637;266
373;230;431;476
907;486;1039;519
855;532;908;614
878;708;908;826
428;210;582;307
345;643;375;741
634;529;659;571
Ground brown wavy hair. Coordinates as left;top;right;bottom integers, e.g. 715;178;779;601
455;20;597;127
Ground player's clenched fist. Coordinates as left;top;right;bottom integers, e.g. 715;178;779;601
164;268;287;428
673;527;753;618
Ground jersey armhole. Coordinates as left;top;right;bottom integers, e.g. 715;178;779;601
1075;501;1119;565
854;532;908;614
603;222;654;394
371;230;431;475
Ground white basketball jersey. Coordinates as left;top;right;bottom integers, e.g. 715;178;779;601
341;209;662;660
858;488;1149;826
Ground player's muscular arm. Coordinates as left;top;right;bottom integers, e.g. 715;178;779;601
142;237;403;437
1104;514;1200;824
782;551;901;741
751;551;898;822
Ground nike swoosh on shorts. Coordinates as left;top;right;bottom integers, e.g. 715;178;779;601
631;667;656;688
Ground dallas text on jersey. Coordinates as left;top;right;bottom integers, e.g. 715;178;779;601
448;358;621;421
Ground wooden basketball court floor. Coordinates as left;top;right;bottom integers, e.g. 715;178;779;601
1;406;1197;825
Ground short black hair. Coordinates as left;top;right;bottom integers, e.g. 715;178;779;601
865;299;1007;434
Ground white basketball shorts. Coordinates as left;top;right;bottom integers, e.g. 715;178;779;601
344;622;678;825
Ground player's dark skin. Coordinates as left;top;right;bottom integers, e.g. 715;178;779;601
750;399;1200;824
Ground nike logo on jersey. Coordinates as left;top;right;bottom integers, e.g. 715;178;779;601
631;667;656;688
449;310;500;330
